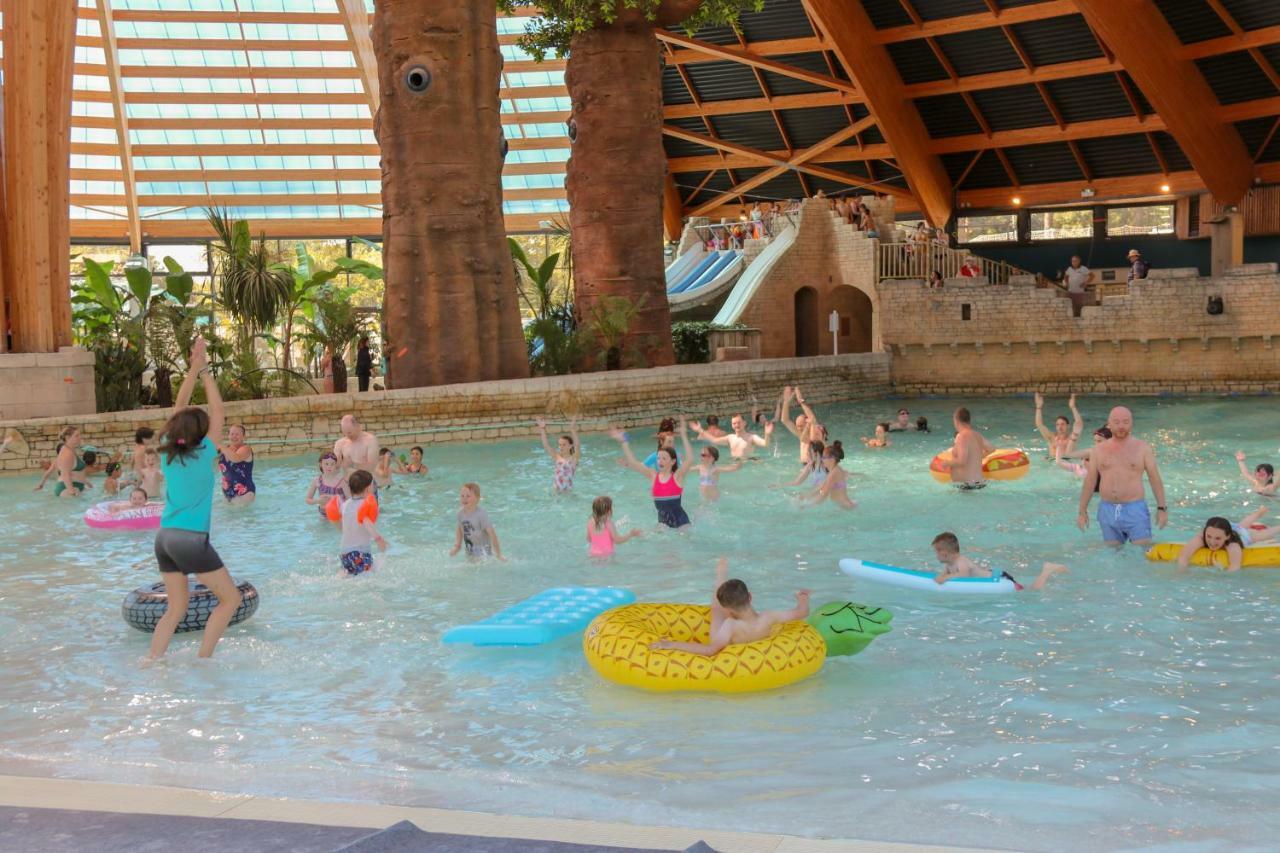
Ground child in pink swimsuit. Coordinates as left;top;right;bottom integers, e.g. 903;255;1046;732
586;496;641;557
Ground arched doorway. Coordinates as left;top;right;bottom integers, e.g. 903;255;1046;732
794;286;820;357
830;285;874;353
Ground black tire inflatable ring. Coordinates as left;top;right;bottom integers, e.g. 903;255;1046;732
123;580;259;634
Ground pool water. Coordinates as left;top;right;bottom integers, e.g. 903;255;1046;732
3;395;1280;852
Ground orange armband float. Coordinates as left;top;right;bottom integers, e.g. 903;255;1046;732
357;495;379;524
325;495;341;522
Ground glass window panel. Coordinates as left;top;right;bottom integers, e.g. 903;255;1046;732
956;214;1018;244
72;127;118;144
72;154;123;170
147;243;210;273
1106;205;1174;237
70;245;132;276
74;46;106;64
1029;209;1093;240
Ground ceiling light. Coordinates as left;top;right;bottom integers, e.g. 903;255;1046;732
1160;184;1171;193
1011;196;1021;206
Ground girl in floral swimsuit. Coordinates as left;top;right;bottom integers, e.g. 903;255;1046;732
216;424;255;505
536;417;580;494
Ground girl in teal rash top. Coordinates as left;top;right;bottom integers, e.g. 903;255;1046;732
148;337;243;661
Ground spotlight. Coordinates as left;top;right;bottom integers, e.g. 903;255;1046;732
1160;184;1171;193
1011;196;1021;206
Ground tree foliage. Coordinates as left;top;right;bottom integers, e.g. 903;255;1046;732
497;0;763;59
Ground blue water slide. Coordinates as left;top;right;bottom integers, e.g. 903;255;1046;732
672;251;738;295
668;253;720;295
663;245;706;289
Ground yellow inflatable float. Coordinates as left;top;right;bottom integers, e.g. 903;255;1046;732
1145;542;1280;569
929;448;1030;483
582;604;835;693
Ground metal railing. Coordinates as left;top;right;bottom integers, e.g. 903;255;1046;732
874;240;1032;286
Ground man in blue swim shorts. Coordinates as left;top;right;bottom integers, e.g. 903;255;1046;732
1076;406;1168;546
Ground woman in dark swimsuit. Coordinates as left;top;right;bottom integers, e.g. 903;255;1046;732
217;423;256;505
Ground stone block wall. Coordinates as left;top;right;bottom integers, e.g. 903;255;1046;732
880;265;1280;394
0;348;96;420
0;353;891;473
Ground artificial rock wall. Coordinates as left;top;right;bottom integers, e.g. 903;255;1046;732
0;353;892;473
879;264;1280;395
0;348;96;420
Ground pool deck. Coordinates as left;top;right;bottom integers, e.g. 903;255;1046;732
0;773;999;853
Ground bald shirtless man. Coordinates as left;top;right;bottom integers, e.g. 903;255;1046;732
1076;406;1167;546
939;407;994;490
692;414;773;460
334;414;379;477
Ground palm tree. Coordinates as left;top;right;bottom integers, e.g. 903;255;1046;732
206;207;292;333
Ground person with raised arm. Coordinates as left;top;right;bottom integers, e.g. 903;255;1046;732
610;419;696;529
1035;392;1083;458
536;417;580;494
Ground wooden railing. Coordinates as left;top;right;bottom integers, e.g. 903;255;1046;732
874;241;1032;286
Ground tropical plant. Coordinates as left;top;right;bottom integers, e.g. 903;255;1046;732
584;293;648;371
144;257;201;406
278;243;344;376
509;237;583;376
299;284;370;393
206;207;293;332
73;258;148;411
670;320;747;364
509;237;563;320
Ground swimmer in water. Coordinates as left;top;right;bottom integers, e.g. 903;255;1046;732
1176;509;1280;572
785;440;827;488
216;423;255;505
801;441;855;510
695;445;743;502
136;447;165;500
861;423;891;449
337;470;387;577
373;447;394;492
451;482;504;560
1056;425;1112;478
396;446;429;475
102;462;123;496
691;413;773;460
648;558;810;656
930;532;1068;590
586;495;642;557
1035;392;1083;457
779;386;823;463
306;451;350;517
106;486;152;514
131;427;156;477
611;420;695;530
936;407;995;491
887;407;917;432
699;415;728;439
1235;451;1276;497
536;417;580;494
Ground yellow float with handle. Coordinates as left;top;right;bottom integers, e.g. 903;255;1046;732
582;601;891;694
929;448;1030;483
1145;542;1280;569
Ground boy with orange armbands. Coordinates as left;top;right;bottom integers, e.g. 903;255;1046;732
336;469;386;576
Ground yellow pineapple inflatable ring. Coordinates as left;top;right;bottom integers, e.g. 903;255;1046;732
583;603;826;693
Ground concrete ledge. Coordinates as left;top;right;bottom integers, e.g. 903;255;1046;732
0;348;95;421
1227;262;1278;276
0;774;990;853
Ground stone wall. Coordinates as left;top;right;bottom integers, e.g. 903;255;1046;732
879;264;1280;394
0;353;892;473
0;348;96;420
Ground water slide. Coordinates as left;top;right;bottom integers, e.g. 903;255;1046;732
711;222;797;325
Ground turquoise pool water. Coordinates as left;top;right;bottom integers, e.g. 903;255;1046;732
2;395;1280;851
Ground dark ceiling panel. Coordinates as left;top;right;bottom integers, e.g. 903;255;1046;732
663;116;717;160
1005;141;1085;184
1219;0;1280;30
861;0;915;29
935;28;1025;76
684;60;766;103
779;105;857;148
1043;73;1135;123
916;93;985;137
760;52;839;96
675;171;710;204
1118;72;1154;116
822;160;873;178
687;20;740;46
862;126;886;145
1233;116;1279;157
736;2;817;41
709;112;787;151
1010;15;1104;66
1262;45;1280;79
970;84;1056;131
753;171;808;201
1153;0;1233;44
1260;126;1280;163
999;0;1057;6
941;150;979;183
1150;131;1192;173
1077;133;1160;179
1196;51;1280;105
958;149;1012;189
886;40;950;85
662;66;694;105
682;170;737;207
909;0;989;21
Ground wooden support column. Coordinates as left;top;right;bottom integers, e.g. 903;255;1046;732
803;0;953;226
337;0;381;118
96;0;142;252
1072;0;1253;204
1206;209;1244;278
663;173;684;242
2;0;78;353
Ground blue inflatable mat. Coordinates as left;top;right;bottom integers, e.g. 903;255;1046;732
442;587;636;647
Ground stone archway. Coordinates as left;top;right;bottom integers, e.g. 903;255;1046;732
794;286;820;357
830;285;874;353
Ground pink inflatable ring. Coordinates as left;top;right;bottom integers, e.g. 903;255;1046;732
84;501;163;531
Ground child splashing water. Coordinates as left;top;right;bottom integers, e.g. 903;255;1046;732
695;445;742;502
1176;509;1280;572
536;417;580;493
586;496;642;557
396;446;428;475
306;451;349;518
338;470;387;576
611;419;696;529
373;448;395;493
648;558;811;656
1235;451;1276;497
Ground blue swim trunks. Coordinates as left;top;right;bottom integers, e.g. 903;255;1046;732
1097;500;1152;544
341;549;374;576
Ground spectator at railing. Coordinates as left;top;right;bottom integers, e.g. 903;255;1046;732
858;203;878;238
1126;249;1150;282
928;270;944;290
959;256;982;278
749;202;764;239
1063;255;1095;317
730;222;746;249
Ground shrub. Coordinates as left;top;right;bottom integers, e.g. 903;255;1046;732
671;321;746;364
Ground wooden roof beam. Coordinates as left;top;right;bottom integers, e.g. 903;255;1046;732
1072;0;1253;203
875;0;1076;42
336;0;380;117
665;90;859;119
655;30;858;94
669;142;894;172
803;0;953;225
94;0;141;252
688;118;877;215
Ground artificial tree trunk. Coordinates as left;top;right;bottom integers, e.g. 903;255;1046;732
565;2;700;369
373;0;528;389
